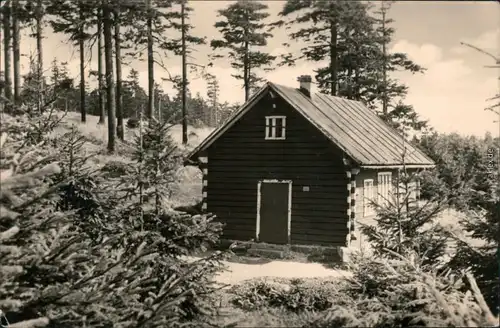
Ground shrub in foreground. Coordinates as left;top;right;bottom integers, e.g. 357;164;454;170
306;251;498;328
229;277;350;312
228;251;498;328
448;195;499;315
0;113;226;327
360;168;451;267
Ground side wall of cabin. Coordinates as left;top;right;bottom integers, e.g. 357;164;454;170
353;168;421;249
206;91;350;246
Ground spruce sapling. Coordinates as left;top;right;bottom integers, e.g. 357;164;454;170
360;146;451;267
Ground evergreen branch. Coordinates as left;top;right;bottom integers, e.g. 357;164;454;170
8;317;49;328
465;273;498;325
0;226;20;242
12;177;69;211
1;163;61;189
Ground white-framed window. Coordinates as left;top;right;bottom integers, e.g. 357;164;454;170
363;179;375;216
265;116;286;140
407;180;421;202
377;172;392;205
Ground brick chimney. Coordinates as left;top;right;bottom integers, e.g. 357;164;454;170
297;75;312;97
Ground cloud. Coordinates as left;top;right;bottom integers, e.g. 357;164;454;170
392;41;443;66
391;39;497;136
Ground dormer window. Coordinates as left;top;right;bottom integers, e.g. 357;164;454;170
265;116;286;140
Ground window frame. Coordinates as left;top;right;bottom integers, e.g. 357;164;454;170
265;115;286;140
377;172;392;205
363;179;375;216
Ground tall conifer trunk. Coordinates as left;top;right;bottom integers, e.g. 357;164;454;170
103;0;116;153
12;0;20;104
3;4;12;103
97;8;106;124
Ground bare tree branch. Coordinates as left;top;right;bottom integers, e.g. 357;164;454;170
460;42;499;64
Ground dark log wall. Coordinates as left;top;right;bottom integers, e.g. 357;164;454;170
206;91;349;246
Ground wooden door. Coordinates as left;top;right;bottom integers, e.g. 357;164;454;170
258;181;290;244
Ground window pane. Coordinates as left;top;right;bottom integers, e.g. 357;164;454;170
266;118;273;138
275;118;282;138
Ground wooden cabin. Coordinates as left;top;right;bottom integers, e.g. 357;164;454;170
185;75;434;250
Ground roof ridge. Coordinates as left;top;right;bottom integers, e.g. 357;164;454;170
186;80;434;167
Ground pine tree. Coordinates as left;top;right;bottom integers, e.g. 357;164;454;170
2;2;13;103
146;0;154;119
11;0;21;105
49;58;61;87
0;12;2;105
0;133;56;328
217;101;239;124
122;69;147;119
428;134;500;314
10;0;46;111
211;0;275;102
275;0;427;133
369;0;428;132
0;115;101;327
46;0;95;122
171;0;206;143
449;185;499;315
360;146;452;267
275;0;371;96
153;82;164;122
35;0;44;112
102;0;116;153
188;92;208;127
97;6;106;124
181;0;188;144
205;73;220;127
1;98;227;328
103;118;226;326
78;1;87;122
119;0;169;119
418;133;489;210
114;5;124;140
49;59;71;111
19;54;51;110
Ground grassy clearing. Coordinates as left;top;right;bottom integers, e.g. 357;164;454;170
55;112;213;208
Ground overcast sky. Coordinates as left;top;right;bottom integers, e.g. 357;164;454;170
12;0;500;136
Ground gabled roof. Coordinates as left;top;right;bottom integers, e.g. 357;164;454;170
186;82;435;168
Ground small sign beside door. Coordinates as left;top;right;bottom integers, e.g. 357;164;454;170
302;186;310;192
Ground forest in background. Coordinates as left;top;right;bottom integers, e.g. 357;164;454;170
0;0;441;151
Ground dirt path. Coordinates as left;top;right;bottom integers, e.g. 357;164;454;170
184;255;351;286
215;260;351;285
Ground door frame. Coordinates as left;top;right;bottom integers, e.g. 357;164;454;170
256;179;293;243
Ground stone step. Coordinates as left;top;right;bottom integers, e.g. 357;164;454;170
250;242;289;251
247;247;285;259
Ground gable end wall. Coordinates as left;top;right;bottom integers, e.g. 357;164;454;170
206;92;350;246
